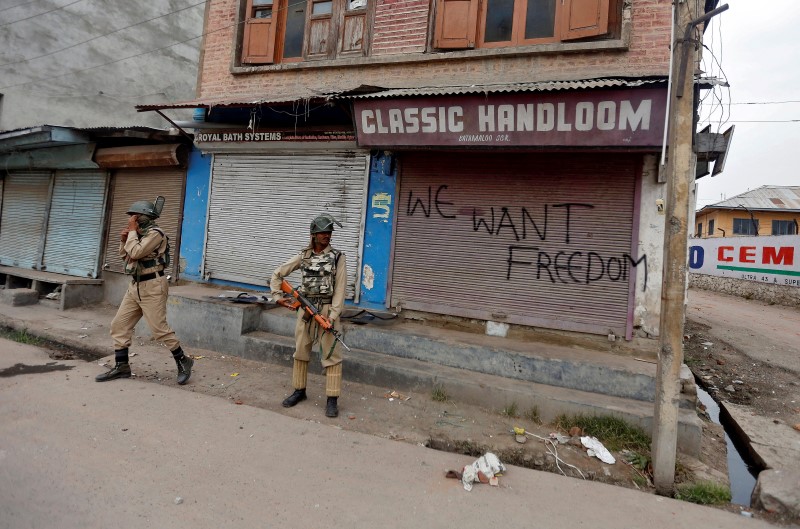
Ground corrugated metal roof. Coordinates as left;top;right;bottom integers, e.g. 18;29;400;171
136;78;668;111
702;186;800;212
135;87;354;111
346;78;667;99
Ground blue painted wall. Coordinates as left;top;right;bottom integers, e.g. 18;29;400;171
359;151;397;308
179;148;211;280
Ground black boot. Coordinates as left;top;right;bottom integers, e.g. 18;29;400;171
174;352;194;385
325;397;339;418
282;388;307;408
96;362;131;382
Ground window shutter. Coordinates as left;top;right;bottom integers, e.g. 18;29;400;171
433;0;479;49
242;3;277;63
561;0;610;40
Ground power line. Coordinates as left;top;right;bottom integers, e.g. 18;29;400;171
0;0;84;28
0;0;43;14
0;0;309;91
729;100;800;105
0;0;206;68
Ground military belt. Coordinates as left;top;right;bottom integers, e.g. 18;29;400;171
133;270;164;283
307;296;332;305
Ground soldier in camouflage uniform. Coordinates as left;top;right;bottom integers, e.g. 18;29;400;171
270;214;347;418
96;198;193;385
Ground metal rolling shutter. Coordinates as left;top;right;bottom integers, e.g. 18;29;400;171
206;153;368;299
103;169;185;279
41;171;108;278
0;172;51;270
391;152;638;336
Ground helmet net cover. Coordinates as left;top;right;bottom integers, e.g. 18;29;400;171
127;200;159;219
310;215;337;234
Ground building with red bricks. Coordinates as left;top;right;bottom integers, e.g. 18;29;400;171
140;0;720;344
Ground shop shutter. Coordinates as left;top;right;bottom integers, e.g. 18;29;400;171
206;152;368;299
0;172;51;270
41;171;108;278
103;169;185;279
391;152;638;336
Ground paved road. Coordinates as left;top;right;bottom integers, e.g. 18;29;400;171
0;338;772;529
687;288;800;374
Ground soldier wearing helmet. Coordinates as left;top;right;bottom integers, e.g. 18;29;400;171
270;214;347;418
96;197;194;385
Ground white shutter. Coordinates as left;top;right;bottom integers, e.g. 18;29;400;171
41;171;108;278
206;152;368;298
0;172;51;270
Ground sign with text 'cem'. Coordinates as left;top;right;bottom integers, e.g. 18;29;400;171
354;88;667;147
689;235;800;287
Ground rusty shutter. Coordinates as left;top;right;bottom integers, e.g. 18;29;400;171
0;172;51;270
103;168;185;279
391;152;638;336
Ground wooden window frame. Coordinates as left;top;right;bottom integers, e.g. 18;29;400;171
434;0;618;50
241;0;372;65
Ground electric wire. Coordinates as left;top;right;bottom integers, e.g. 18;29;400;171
0;0;206;68
0;0;84;28
0;0;309;91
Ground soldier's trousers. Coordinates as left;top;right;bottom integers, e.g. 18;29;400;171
110;275;180;351
291;302;343;396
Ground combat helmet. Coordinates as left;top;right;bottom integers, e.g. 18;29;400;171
127;196;165;219
310;214;342;234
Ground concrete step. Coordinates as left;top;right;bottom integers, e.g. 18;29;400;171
241;329;702;455
257;309;694;407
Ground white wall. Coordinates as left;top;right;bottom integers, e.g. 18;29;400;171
0;0;205;130
633;154;667;338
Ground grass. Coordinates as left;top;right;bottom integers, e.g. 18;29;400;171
431;384;449;402
675;481;731;504
502;402;518;418
524;405;542;425
0;327;43;346
553;413;651;452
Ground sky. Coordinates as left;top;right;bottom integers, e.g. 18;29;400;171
695;0;800;209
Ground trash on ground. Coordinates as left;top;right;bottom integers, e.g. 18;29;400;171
45;287;61;300
174;497;183;505
550;432;570;444
234;400;243;405
701;342;714;346
230;373;239;377
446;452;506;491
130;352;138;357
192;355;205;359
580;436;616;464
383;390;411;401
78;334;88;338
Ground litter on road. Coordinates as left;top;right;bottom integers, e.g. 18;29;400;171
581;436;616;464
446;452;506;491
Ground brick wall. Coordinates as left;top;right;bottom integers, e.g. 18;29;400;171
198;0;672;99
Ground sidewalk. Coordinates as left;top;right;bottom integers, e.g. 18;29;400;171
0;287;793;523
1;336;776;529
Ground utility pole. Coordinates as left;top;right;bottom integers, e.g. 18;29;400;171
652;1;728;496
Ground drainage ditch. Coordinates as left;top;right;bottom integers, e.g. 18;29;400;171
695;384;761;506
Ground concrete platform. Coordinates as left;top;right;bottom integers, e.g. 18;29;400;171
158;285;702;455
0;265;103;310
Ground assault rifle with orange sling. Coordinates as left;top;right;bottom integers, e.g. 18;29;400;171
276;279;351;357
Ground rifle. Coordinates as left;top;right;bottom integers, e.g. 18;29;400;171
276;279;351;357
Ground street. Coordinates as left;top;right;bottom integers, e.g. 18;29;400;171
0;337;773;529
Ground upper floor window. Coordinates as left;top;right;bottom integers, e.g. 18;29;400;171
772;219;797;235
434;0;618;49
733;217;759;236
241;0;371;64
696;222;703;238
708;219;715;236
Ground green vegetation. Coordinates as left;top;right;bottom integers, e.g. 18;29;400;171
553;413;651;452
524;405;542;425
675;481;731;505
431;384;449;402
501;402;518;418
0;327;43;346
